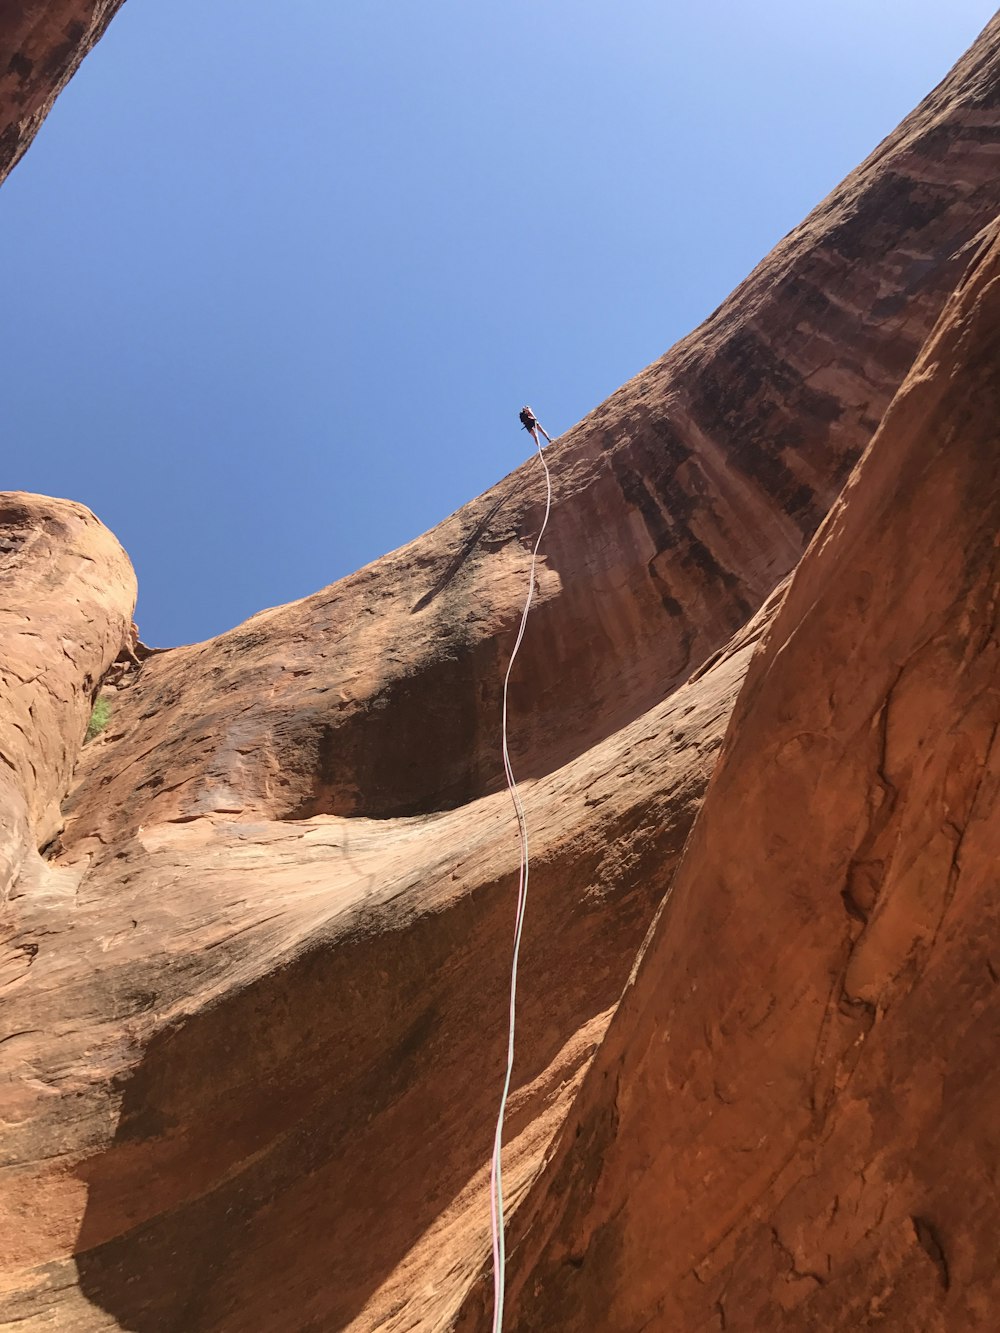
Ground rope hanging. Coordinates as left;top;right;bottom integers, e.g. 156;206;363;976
489;406;553;1333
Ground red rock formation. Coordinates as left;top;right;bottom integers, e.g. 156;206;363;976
488;217;1000;1333
1;14;1000;1333
0;493;135;900
2;535;770;1330
0;2;127;184
53;15;1000;850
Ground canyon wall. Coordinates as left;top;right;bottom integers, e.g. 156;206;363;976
0;2;126;184
487;214;1000;1333
1;10;999;1332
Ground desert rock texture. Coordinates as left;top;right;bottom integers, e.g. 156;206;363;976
0;2;126;185
2;10;1000;1333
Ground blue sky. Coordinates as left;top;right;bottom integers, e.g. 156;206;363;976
2;1;995;645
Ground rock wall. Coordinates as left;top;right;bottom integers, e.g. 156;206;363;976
1;520;773;1332
0;2;127;184
0;493;135;902
52;15;1000;845
1;12;999;1333
488;219;1000;1333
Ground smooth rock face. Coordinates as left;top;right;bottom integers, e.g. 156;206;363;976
1;14;1000;1333
51;14;1000;849
490;221;1000;1333
2;545;772;1333
0;2;127;184
0;493;135;901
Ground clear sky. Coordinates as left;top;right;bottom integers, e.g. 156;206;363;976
2;1;995;646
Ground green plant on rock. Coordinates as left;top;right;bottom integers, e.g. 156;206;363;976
86;695;112;742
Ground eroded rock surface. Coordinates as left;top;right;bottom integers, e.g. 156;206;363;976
0;2;127;184
2;523;775;1331
50;15;1000;840
1;14;1000;1333
0;493;135;901
488;219;1000;1333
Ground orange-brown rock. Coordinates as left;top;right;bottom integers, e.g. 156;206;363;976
2;14;1000;1333
0;493;135;901
486;218;1000;1333
2;587;769;1330
0;3;127;185
52;15;1000;850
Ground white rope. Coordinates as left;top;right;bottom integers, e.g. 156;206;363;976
489;425;553;1333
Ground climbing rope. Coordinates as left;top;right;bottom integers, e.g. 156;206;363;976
489;410;553;1333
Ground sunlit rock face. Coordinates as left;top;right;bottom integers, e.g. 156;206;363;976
0;492;135;903
1;13;999;1333
485;213;1000;1333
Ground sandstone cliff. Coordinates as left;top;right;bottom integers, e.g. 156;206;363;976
0;3;126;185
0;494;135;902
479;210;1000;1333
2;11;999;1333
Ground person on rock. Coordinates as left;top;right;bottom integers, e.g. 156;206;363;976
519;405;552;444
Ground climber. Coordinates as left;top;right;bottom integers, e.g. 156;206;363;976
519;405;552;445
104;621;142;687
126;621;141;665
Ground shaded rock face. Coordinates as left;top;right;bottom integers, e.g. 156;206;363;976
4;552;770;1332
488;217;1000;1333
1;14;1000;1333
0;2;127;184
